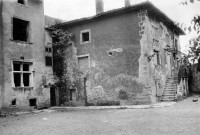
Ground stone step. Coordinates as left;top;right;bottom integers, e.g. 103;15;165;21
162;95;175;97
164;88;176;90
163;91;176;93
165;87;176;88
161;99;176;101
162;97;175;100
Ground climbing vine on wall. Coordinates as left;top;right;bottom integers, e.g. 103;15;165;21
51;28;81;105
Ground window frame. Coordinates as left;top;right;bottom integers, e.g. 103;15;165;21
12;61;33;88
80;29;91;44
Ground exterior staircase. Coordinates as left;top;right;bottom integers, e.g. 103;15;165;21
161;77;178;102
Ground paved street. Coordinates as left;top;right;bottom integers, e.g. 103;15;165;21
0;96;200;135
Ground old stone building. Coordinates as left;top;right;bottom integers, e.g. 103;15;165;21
0;0;54;109
54;0;185;105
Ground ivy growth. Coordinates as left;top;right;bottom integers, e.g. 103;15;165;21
51;28;81;105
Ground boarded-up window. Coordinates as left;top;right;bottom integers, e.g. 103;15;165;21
78;56;89;72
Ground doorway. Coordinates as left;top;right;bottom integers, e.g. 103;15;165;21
69;89;77;101
50;87;56;106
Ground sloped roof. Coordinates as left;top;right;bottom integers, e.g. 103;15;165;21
53;1;185;35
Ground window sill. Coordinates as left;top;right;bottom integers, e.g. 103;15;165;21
10;39;33;45
13;87;33;91
80;41;91;44
17;3;28;8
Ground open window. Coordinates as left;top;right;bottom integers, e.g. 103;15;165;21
13;18;29;42
13;61;33;87
80;29;91;44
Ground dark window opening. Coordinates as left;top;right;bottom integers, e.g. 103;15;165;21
13;18;29;42
29;98;37;107
18;0;25;4
45;48;49;52
13;62;21;71
49;48;52;53
23;73;30;87
12;99;16;106
82;32;89;42
14;73;21;87
23;63;29;71
46;56;52;66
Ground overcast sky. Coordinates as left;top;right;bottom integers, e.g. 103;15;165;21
44;0;200;53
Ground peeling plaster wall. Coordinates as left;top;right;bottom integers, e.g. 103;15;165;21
1;0;53;109
138;11;180;102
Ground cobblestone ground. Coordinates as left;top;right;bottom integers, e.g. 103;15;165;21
0;96;200;135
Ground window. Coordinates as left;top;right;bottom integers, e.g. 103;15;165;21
78;55;89;72
45;46;53;66
18;0;25;5
80;29;91;44
13;61;33;87
11;99;16;106
29;98;37;108
154;50;160;65
13;18;29;42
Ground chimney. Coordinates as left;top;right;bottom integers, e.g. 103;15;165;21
95;0;104;14
124;0;131;7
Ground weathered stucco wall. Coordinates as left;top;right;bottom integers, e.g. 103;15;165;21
62;11;146;105
1;0;53;109
0;0;4;108
60;9;181;105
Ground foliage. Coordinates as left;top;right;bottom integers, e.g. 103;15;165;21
177;0;200;70
51;28;81;104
